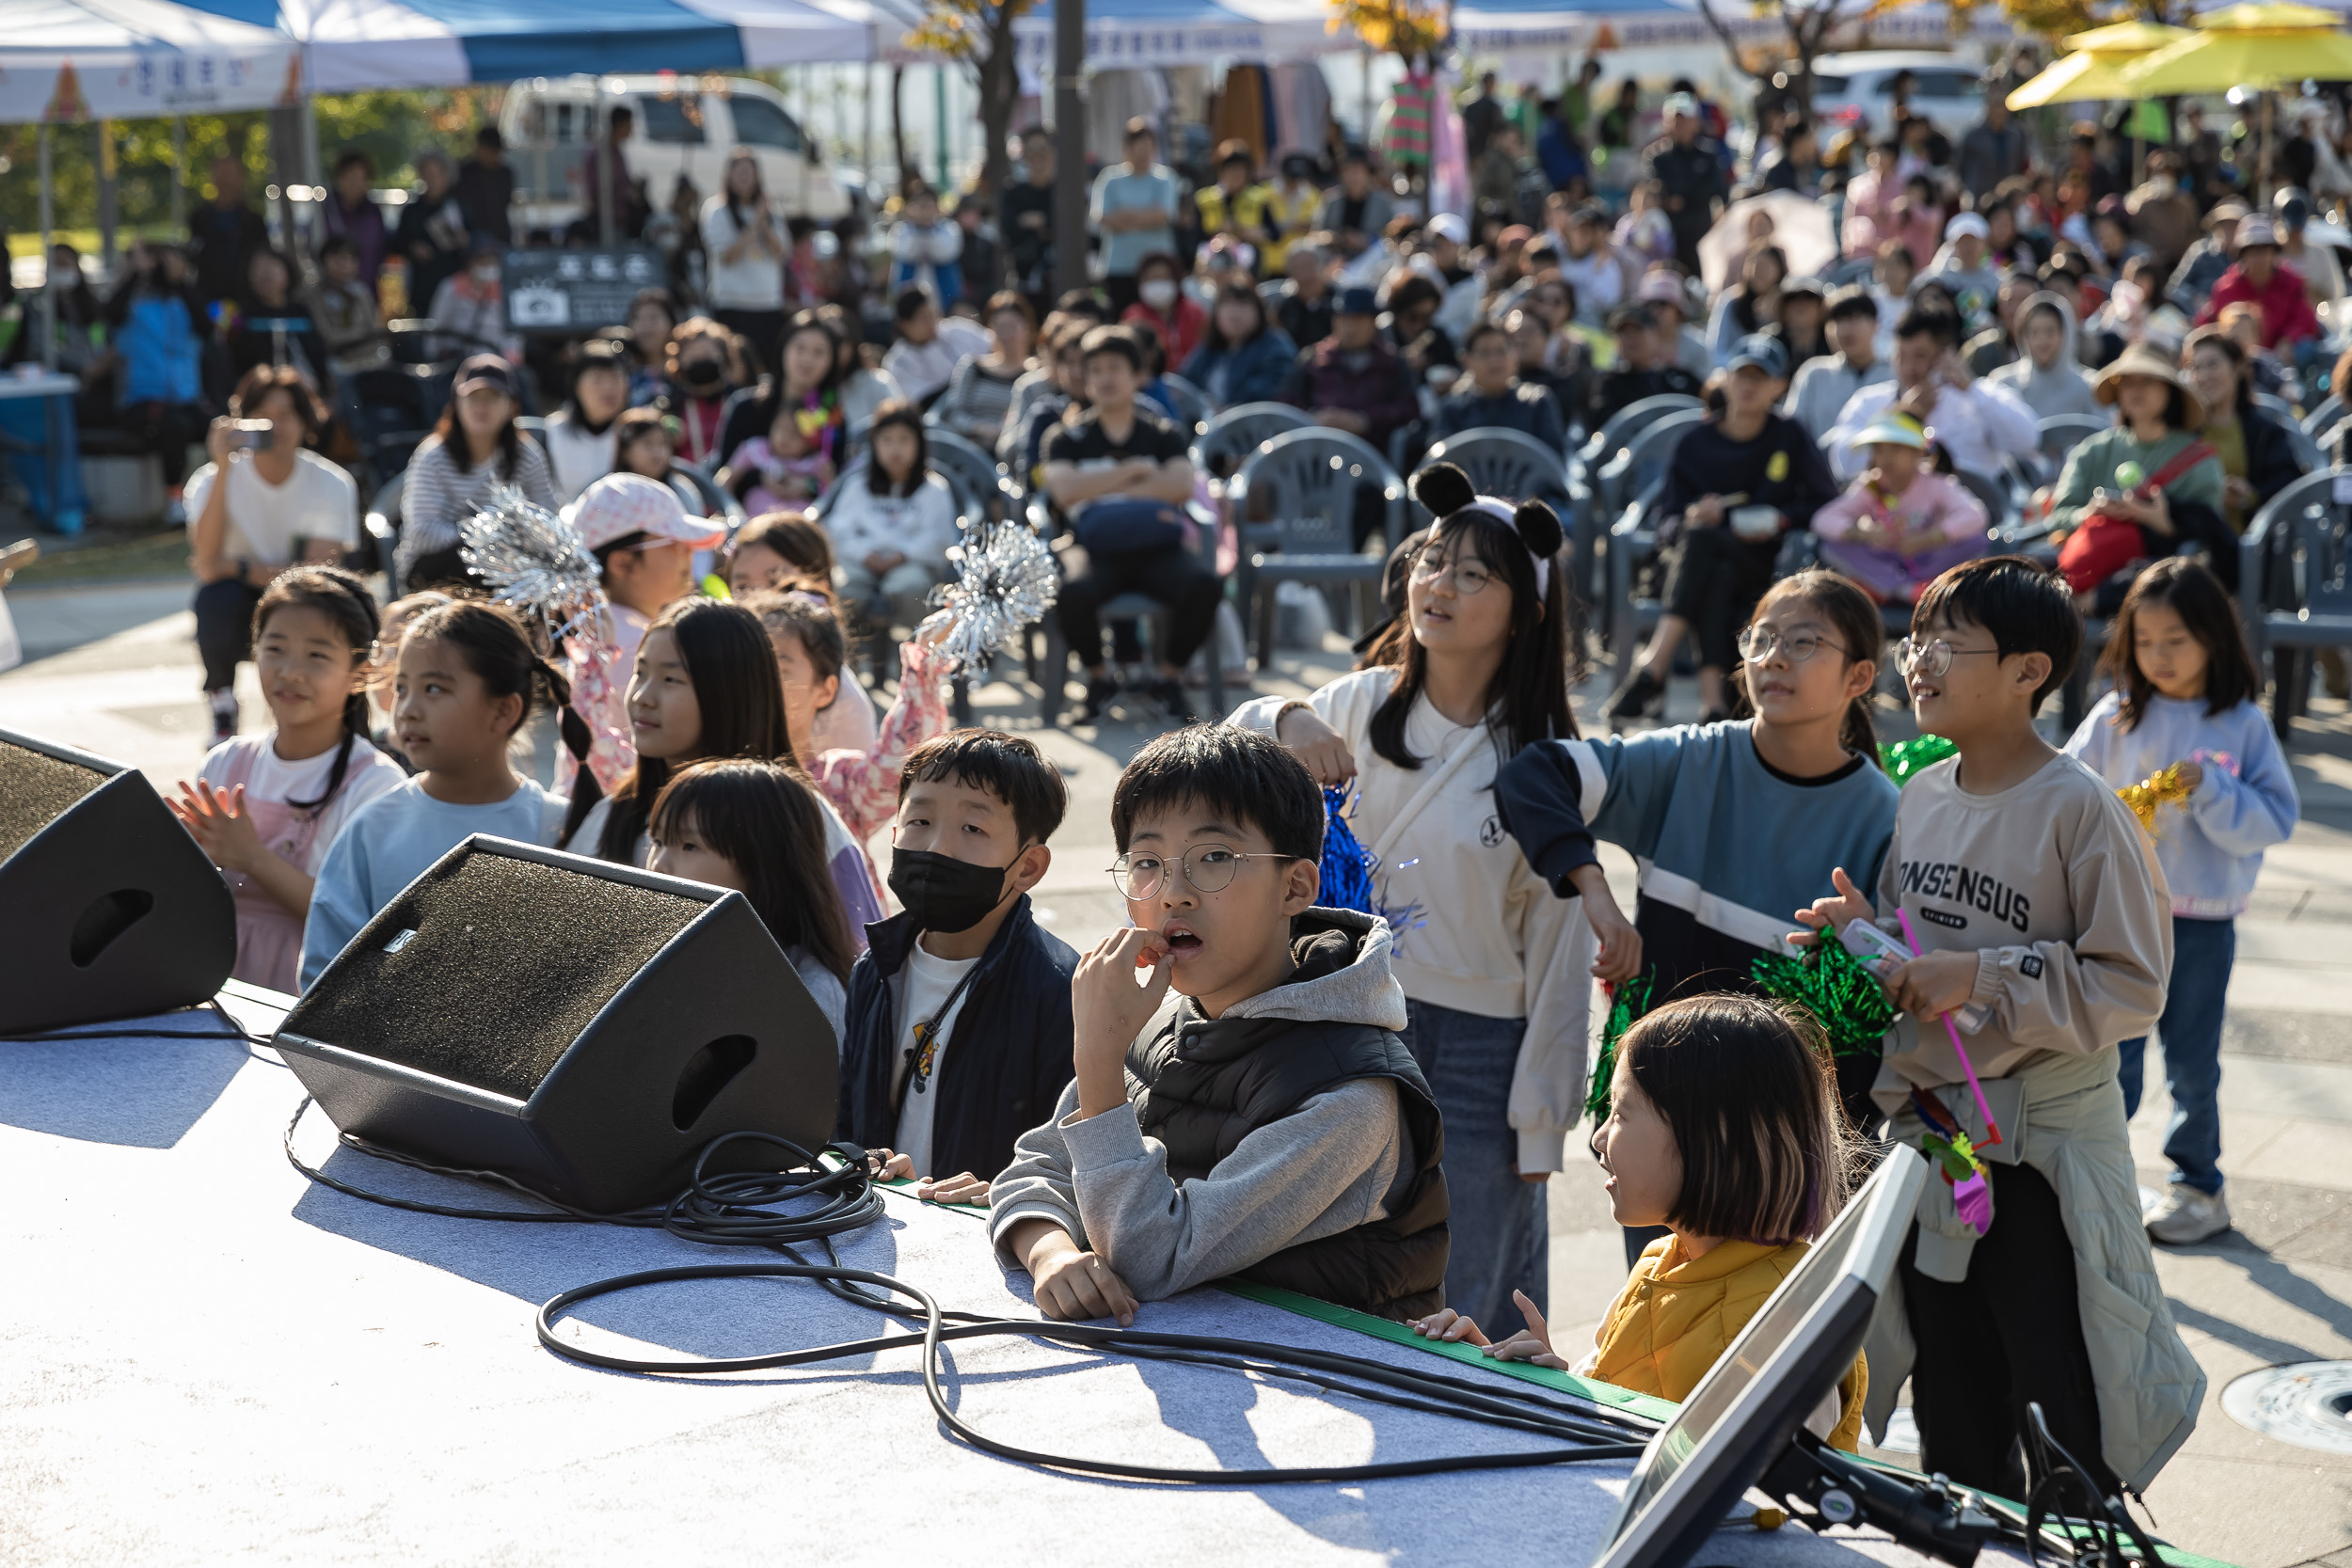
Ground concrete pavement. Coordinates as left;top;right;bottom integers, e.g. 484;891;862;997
1;582;2346;1566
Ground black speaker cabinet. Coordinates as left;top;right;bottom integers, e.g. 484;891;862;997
0;727;236;1035
273;835;839;1212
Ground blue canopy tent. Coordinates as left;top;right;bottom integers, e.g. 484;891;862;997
1004;0;1343;70
172;0;878;91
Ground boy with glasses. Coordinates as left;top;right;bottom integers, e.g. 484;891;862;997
1794;555;2193;1507
990;725;1449;1323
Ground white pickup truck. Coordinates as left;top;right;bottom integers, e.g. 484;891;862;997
501;73;852;236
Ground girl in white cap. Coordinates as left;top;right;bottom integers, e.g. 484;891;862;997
1810;412;1988;605
561;473;727;795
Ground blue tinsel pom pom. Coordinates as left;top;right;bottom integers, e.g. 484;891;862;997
1319;786;1378;914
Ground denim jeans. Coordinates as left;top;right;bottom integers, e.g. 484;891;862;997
1398;997;1548;1328
2119;914;2234;1196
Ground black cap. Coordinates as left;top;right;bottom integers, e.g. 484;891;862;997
453;353;516;398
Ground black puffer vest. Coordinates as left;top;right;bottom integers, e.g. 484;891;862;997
1127;911;1450;1321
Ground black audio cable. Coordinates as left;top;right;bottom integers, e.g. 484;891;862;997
285;1094;1655;1482
537;1257;1650;1483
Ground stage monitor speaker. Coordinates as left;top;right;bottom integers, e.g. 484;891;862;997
273;835;839;1213
0;726;236;1035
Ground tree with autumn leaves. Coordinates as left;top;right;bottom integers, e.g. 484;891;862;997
900;0;1032;200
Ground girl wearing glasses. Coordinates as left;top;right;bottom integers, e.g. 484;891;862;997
1497;570;1901;1188
1231;463;1630;1333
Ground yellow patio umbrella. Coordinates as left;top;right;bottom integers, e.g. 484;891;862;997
2006;22;2187;110
2118;3;2352;95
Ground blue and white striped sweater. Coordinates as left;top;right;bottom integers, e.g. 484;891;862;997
1498;720;1900;1000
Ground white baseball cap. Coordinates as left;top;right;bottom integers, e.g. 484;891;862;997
564;472;725;553
1424;212;1469;245
1945;212;1990;242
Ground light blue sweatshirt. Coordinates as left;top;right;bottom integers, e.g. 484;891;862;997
299;776;567;990
2063;692;2298;918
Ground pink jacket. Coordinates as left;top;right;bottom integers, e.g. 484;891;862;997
1813;468;1986;546
810;637;953;852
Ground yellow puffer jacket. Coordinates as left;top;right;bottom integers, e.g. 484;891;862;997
1591;1235;1868;1451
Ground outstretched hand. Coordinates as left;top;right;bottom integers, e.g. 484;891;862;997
1789;864;1874;950
1482;1291;1566;1369
915;1171;992;1206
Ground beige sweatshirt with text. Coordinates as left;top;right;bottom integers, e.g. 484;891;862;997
1869;751;2171;1114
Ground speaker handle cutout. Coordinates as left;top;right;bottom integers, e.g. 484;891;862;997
672;1035;756;1131
69;888;155;968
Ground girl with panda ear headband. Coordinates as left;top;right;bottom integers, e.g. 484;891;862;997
1231;462;1642;1335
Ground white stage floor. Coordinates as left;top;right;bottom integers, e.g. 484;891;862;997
0;997;2115;1567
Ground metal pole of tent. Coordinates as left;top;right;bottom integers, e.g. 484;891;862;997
1052;0;1088;301
1361;51;1373;146
303;91;325;268
172;116;187;230
98;121;119;277
39;124;57;372
934;65;949;189
600;94;617;247
863;62;875;206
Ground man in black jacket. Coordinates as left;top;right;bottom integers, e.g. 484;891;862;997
1643;92;1726;274
845;732;1079;1195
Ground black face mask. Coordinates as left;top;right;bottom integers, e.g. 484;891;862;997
681;359;724;388
888;847;1012;935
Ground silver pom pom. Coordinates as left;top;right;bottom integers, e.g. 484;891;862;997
930;515;1059;672
458;485;609;649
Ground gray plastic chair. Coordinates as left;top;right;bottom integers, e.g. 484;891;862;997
923;427;1010;524
1421;426;1572;511
2301;392;2346;444
1598;407;1710;681
1227;428;1406;669
2240;467;2352;738
1193;402;1316;481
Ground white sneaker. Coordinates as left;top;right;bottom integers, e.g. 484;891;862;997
2146;1187;2231;1245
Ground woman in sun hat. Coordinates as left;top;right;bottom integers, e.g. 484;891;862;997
2049;341;2230;603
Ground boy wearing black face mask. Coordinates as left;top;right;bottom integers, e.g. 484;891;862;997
841;730;1077;1199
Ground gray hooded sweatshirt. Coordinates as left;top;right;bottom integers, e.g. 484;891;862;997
1986;291;2100;420
988;913;1418;1304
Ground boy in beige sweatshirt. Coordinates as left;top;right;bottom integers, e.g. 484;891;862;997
1797;557;2201;1506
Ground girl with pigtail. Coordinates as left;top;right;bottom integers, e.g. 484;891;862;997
1232;463;1636;1333
173;566;408;992
298;599;584;990
1495;569;1900;1220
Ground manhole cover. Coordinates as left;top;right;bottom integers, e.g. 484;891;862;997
2222;1362;2352;1454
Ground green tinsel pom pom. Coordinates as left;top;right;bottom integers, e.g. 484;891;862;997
1752;935;1899;1058
1586;974;1655;1122
1880;734;1959;786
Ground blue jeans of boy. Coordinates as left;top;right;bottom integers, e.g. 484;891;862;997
1398;998;1548;1328
2118;914;2233;1196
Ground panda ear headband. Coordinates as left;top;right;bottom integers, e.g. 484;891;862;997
1406;463;1565;599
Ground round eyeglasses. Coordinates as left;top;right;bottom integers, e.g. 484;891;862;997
1735;626;1849;665
1895;637;2000;679
1108;845;1303;901
1408;550;1496;596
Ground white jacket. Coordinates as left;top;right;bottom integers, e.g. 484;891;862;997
823;471;960;570
1231;670;1596;1171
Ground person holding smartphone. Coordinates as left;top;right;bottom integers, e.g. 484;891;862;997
184;364;358;745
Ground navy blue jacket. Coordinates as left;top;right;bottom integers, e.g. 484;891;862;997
836;895;1078;1181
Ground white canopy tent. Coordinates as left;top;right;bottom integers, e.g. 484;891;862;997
3;0;304;370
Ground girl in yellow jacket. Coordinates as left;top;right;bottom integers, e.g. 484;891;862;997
1411;993;1867;1449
